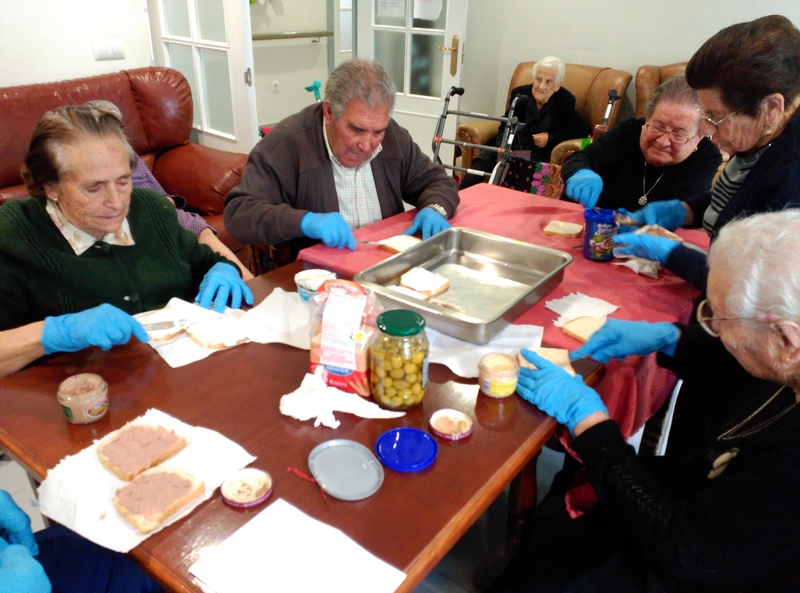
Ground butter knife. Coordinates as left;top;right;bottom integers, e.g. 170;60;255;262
140;319;187;332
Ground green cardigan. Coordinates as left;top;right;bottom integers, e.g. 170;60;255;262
0;189;232;330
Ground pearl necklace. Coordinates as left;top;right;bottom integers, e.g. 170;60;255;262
639;162;668;206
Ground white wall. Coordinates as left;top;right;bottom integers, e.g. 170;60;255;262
0;0;152;87
460;1;800;122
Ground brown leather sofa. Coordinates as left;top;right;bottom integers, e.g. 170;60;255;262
634;62;688;118
0;67;248;259
456;61;632;170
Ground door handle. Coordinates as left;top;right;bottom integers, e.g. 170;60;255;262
436;35;460;77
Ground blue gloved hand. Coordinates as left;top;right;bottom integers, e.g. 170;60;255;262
0;545;51;593
516;349;608;436
403;207;451;240
565;169;603;208
612;232;681;264
617;199;686;233
300;212;356;250
0;492;38;556
41;304;148;355
195;262;254;313
570;319;679;363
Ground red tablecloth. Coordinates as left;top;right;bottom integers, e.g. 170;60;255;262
299;185;706;510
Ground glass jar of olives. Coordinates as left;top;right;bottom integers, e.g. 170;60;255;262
370;310;430;410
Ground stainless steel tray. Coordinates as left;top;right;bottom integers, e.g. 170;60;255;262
353;228;572;344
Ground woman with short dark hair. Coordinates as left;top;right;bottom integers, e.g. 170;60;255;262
613;15;800;290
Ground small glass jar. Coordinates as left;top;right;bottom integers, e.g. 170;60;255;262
478;353;519;398
370;310;429;410
57;373;109;424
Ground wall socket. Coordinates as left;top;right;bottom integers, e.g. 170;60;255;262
271;80;279;92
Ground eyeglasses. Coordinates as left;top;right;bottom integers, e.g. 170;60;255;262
644;122;697;145
696;298;747;337
695;103;747;129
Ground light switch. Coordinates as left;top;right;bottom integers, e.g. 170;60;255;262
92;38;125;61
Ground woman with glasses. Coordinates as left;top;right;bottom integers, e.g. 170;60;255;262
613;15;800;290
561;74;721;212
490;209;800;593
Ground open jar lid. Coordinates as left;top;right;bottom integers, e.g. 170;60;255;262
375;427;437;472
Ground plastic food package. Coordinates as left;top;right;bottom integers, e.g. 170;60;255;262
309;280;383;396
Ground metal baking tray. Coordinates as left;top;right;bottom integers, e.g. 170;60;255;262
353;228;572;344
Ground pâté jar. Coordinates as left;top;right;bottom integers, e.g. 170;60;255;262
370;310;429;410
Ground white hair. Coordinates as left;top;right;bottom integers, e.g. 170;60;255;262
532;56;566;86
709;209;800;321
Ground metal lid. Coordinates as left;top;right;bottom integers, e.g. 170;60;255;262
308;439;384;501
376;309;426;337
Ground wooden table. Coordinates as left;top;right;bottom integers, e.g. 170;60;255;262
0;261;601;593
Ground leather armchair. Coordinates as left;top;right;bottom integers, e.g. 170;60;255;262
0;67;248;260
634;62;687;118
456;61;632;170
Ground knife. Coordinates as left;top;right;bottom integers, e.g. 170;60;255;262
140;319;187;332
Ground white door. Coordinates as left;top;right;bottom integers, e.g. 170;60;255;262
146;0;257;153
355;0;468;162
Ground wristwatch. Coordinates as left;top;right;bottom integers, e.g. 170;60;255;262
423;203;448;218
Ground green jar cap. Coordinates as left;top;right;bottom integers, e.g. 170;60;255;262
376;309;426;336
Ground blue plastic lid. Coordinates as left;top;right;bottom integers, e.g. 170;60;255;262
375;427;438;472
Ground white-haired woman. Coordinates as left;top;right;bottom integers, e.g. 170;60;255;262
459;56;588;189
490;209;800;592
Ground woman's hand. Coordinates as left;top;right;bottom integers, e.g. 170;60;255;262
196;262;254;313
40;304;149;355
532;132;549;148
570;319;680;363
516;349;608;436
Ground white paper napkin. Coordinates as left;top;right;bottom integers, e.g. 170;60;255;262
426;324;543;378
190;498;407;593
239;288;311;350
37;409;255;553
280;370;405;428
545;292;619;327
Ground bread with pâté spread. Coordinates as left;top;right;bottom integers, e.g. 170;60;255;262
97;424;186;481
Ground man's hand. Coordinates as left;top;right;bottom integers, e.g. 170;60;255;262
300;212;356;250
403;208;450;240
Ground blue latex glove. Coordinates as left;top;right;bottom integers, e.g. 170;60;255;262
41;304;148;355
300;212;356;250
565;169;603;208
195;262;254;313
571;319;679;363
612;232;681;264
516;349;608;436
0;545;51;593
0;492;38;556
617;199;686;233
403;207;451;240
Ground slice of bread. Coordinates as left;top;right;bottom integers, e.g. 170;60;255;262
400;267;450;299
634;224;684;242
376;235;421;253
562;316;606;343
138;309;187;343
186;317;248;349
543;220;583;238
98;424;186;481
114;466;204;534
517;347;577;377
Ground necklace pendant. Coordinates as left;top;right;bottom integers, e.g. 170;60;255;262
638;195;648;206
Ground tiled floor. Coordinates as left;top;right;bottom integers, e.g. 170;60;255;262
0;447;565;593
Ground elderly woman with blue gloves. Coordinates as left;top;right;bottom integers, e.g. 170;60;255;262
561;74;721;219
0;490;162;592
608;15;800;290
491;209;800;593
0;103;252;376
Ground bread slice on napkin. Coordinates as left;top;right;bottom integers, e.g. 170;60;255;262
517;347;577;377
114;466;204;534
98;424;186;481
